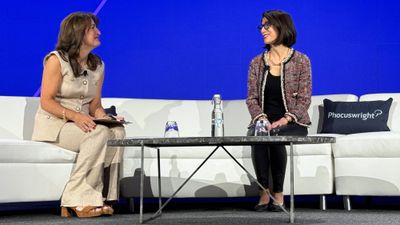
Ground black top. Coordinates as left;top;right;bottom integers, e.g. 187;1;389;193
264;71;285;122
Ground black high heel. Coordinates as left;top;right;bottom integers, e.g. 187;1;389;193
268;202;286;212
254;203;270;212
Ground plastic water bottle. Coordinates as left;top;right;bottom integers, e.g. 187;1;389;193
211;94;224;137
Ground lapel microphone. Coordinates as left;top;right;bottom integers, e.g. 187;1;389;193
82;70;88;76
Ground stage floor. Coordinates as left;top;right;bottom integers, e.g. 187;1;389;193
1;198;399;225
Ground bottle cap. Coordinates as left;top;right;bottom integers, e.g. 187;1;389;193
212;94;222;104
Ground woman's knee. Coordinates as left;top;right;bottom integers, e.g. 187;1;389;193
110;126;126;139
91;124;110;139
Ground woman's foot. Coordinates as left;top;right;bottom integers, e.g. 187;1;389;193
254;189;270;212
268;192;285;212
273;192;284;204
269;202;286;212
61;206;102;218
102;203;114;216
254;203;269;212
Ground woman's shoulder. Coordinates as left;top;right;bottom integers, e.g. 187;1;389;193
43;50;68;66
249;52;265;66
43;51;62;67
292;50;311;64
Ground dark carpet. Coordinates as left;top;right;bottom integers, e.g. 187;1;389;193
1;196;400;225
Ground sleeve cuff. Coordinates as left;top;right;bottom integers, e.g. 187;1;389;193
252;113;268;124
284;112;297;123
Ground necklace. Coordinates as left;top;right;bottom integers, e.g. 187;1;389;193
267;48;290;66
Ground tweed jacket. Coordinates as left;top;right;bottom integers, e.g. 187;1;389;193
32;51;104;142
246;49;312;127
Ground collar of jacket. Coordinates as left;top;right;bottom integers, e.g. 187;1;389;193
262;48;295;68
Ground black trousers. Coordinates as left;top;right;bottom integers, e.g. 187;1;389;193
251;123;308;193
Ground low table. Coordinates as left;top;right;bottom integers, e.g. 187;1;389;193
108;136;335;223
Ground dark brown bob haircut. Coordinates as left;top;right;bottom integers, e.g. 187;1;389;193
262;10;296;50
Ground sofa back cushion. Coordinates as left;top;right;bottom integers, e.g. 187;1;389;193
0;96;251;141
101;98;251;138
359;93;400;132
0;96;39;140
308;94;358;134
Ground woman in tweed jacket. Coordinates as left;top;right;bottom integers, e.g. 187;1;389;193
246;10;312;212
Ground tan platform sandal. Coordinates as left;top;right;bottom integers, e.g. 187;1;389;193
61;206;102;218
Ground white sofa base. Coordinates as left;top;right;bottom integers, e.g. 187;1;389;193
335;158;400;196
0;163;74;203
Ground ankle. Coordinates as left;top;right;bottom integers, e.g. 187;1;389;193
273;201;284;206
258;190;270;204
273;192;284;204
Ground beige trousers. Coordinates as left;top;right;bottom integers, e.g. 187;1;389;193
54;122;125;207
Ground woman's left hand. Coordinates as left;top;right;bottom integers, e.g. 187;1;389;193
271;117;289;129
96;114;125;122
112;115;125;122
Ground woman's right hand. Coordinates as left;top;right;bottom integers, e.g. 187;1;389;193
72;112;96;132
258;117;272;131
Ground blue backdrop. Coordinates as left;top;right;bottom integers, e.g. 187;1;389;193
1;0;399;100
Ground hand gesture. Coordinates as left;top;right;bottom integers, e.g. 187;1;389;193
73;113;96;132
271;117;289;129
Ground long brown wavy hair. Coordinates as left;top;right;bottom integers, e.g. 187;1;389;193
55;12;102;77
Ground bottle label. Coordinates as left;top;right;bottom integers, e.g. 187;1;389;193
215;118;223;128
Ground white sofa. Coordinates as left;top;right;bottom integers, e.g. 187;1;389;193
0;94;398;210
332;93;400;210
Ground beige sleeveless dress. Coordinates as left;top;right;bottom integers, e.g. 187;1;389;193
32;51;125;207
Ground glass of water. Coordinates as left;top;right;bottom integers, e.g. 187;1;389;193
255;120;270;136
164;121;180;137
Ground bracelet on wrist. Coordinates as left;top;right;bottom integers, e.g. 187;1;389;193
284;115;292;123
62;109;67;122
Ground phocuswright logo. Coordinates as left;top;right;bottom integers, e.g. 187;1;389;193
327;109;383;121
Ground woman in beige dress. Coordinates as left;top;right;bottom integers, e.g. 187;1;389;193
32;12;125;218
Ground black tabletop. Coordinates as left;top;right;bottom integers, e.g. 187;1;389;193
108;136;335;147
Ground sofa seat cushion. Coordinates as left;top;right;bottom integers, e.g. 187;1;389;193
291;133;343;156
333;131;400;158
0;139;77;163
289;143;331;156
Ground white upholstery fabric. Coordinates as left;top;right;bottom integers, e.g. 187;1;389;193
0;96;38;140
123;146;252;159
110;97;340;198
0;95;350;203
283;155;333;195
2;94;399;203
121;158;257;198
334;158;400;195
0;163;74;203
333;94;400;196
359;93;400;132
0;139;76;163
333;132;400;158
